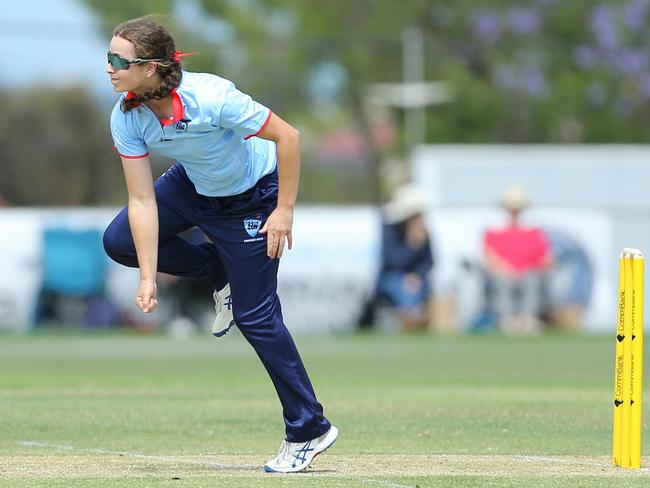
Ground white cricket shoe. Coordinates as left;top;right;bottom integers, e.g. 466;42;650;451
264;425;338;473
211;283;235;337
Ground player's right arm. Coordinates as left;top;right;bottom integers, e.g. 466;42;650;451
110;102;159;313
121;155;159;313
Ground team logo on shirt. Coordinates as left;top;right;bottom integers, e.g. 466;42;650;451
244;214;262;238
174;119;190;132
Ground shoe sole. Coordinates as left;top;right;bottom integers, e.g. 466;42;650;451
264;425;339;473
212;320;235;338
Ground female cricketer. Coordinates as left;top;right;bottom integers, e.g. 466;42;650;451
102;17;337;473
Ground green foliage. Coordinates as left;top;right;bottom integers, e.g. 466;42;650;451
58;1;650;205
84;0;173;31
0;88;124;206
88;0;650;144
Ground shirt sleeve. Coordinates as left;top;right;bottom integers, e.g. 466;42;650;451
110;102;148;159
217;81;272;140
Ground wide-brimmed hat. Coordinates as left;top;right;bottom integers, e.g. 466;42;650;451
383;184;429;224
500;185;529;211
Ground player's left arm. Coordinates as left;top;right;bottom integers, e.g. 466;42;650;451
257;113;300;259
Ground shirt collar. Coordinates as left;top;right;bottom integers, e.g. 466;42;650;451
125;88;185;126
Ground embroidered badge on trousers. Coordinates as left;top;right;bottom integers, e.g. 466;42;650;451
244;214;262;237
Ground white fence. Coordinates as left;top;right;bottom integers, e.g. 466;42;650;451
0;204;615;332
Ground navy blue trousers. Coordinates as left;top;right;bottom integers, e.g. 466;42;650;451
103;163;331;442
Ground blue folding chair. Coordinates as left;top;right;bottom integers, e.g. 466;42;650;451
35;227;110;326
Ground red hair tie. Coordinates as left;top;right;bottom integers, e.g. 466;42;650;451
173;50;198;63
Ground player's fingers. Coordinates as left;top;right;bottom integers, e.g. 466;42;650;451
266;233;273;258
276;234;286;259
287;231;293;250
136;294;157;313
259;222;268;234
267;232;280;258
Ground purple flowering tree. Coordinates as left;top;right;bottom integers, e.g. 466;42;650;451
426;0;650;142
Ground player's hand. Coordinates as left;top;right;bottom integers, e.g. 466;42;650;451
135;279;158;313
259;205;294;259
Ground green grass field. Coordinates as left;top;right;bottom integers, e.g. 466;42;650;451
2;330;650;487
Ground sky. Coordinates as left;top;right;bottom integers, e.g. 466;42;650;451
0;0;110;97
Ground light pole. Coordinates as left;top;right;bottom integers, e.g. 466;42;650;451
403;26;425;153
366;27;454;155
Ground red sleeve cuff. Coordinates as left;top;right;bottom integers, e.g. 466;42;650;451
113;146;148;159
244;110;273;140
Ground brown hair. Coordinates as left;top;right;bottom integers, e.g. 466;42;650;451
113;17;182;112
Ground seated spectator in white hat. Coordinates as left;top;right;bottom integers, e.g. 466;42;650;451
373;184;434;331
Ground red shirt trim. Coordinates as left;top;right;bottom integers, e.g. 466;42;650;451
125;88;185;126
244;110;273;140
125;91;138;103
161;89;184;126
114;146;148;159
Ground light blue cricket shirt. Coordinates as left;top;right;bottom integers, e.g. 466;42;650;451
110;71;277;197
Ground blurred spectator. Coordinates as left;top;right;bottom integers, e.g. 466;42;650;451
360;185;434;331
541;229;593;331
481;185;552;333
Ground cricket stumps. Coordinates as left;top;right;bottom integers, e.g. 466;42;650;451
613;248;644;468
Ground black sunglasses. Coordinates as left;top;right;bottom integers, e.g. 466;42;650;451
107;51;164;70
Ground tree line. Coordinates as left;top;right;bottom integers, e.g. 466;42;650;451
3;0;648;206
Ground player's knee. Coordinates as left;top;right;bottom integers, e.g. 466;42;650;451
233;304;275;329
103;220;135;263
